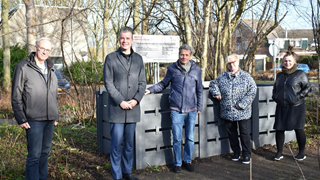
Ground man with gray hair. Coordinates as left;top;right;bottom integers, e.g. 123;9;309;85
145;44;203;173
12;37;59;180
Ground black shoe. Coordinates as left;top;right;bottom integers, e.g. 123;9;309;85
122;173;140;180
242;156;250;164
231;154;240;161
172;166;181;173
273;152;283;161
295;153;306;161
183;162;195;172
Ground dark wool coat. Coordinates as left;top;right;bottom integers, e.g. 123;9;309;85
103;48;147;123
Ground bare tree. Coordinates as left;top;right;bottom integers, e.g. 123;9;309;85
209;1;247;78
182;0;192;45
200;0;211;81
133;0;141;33
102;0;110;59
23;0;37;53
310;0;320;82
1;0;11;92
241;0;287;74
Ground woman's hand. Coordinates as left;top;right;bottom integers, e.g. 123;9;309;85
215;95;222;100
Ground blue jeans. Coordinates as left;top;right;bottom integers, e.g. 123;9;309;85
25;121;54;180
110;123;136;180
170;110;197;166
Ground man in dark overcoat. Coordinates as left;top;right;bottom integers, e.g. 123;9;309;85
103;26;146;180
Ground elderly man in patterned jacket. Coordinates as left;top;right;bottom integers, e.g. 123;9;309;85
209;54;257;165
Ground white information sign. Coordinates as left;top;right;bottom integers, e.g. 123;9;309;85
132;35;180;63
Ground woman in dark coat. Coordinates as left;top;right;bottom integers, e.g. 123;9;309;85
272;46;311;161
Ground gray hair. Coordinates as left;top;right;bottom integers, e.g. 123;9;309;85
179;44;194;56
35;37;54;49
225;53;240;64
119;26;133;39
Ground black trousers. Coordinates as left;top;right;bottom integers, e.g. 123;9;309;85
224;119;251;157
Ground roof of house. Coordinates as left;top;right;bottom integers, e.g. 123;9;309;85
277;29;314;43
240;19;314;44
240;19;285;38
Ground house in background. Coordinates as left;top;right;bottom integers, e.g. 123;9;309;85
274;29;314;50
0;4;88;69
234;19;316;72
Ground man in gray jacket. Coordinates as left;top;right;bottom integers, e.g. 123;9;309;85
11;37;59;180
103;26;146;180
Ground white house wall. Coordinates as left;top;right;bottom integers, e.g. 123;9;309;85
0;4;88;66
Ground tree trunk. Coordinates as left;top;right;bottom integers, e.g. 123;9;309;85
200;0;211;81
215;0;247;76
214;11;222;78
24;0;37;53
182;0;192;45
310;0;320;85
141;0;148;34
102;0;110;60
141;0;151;83
133;0;141;34
1;0;11;93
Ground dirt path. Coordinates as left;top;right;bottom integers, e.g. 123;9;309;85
134;145;320;180
2;119;318;180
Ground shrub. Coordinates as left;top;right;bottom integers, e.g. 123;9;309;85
298;55;317;69
65;60;103;85
0;44;28;83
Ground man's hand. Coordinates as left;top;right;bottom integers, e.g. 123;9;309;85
197;111;201;114
128;99;138;108
145;89;151;95
54;121;58;126
120;101;132;110
19;122;31;129
215;95;222;100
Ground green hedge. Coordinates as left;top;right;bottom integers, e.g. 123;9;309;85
0;44;28;83
65;60;104;84
298;55;318;69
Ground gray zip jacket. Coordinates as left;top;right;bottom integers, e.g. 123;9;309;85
11;52;59;125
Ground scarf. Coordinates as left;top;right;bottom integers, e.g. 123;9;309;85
282;63;297;75
178;61;191;74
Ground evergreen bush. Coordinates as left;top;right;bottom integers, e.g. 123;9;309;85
65;60;104;85
0;44;28;83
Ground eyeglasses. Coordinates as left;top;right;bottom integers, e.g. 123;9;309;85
37;46;51;53
227;61;237;65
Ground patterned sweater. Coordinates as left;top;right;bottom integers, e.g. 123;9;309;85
209;69;257;121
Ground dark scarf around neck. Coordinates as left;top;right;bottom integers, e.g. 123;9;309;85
282;63;297;75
